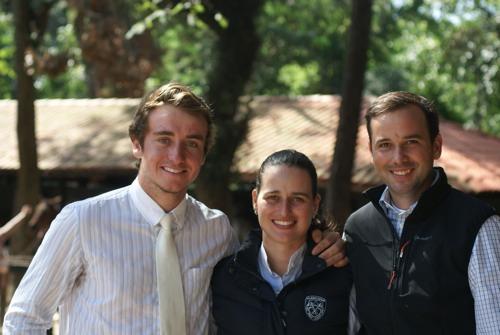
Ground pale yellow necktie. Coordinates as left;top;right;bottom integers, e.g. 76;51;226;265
156;214;186;335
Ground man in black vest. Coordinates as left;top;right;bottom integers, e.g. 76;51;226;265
344;91;500;334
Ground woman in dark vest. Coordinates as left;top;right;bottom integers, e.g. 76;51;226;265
211;149;355;335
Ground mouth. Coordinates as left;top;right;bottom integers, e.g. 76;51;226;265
390;168;412;176
272;220;295;227
161;166;186;174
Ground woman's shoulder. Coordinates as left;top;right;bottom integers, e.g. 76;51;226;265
213;252;234;279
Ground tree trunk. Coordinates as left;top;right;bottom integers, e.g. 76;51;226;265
326;0;373;231
194;0;263;216
12;0;40;253
69;0;161;97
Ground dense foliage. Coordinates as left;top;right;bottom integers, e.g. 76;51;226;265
367;1;500;135
2;0;498;135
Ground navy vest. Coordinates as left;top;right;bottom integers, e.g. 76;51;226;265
345;168;496;335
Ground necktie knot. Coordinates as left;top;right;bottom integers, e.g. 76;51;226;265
159;214;174;231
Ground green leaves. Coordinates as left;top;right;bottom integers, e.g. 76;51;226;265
1;0;497;135
0;13;14;98
364;0;499;136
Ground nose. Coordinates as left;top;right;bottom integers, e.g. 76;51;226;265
393;145;408;165
168;142;186;163
278;199;292;217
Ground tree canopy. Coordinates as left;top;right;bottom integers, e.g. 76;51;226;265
2;0;497;135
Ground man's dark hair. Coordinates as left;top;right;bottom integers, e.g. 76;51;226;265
365;91;440;142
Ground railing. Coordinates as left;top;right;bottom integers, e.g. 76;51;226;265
0;197;61;322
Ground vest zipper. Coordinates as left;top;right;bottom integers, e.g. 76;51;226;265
385;223;399;335
387;240;411;290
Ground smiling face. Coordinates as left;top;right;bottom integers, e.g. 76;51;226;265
132;105;207;211
252;165;320;252
370;105;442;209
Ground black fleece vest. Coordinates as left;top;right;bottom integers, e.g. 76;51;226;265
345;168;496;335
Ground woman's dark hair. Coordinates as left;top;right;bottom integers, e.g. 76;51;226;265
255;149;332;230
256;149;317;195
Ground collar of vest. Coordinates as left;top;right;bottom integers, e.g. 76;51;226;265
364;167;452;224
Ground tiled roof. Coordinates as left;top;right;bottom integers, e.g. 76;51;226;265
0;99;139;173
234;96;375;190
1;96;499;193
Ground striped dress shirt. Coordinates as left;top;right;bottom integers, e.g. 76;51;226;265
379;187;500;334
3;179;239;335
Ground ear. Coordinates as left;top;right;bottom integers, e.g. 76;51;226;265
433;134;443;160
131;138;143;159
313;194;321;216
368;140;375;163
251;189;258;214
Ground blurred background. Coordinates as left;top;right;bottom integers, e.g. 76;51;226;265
0;0;499;324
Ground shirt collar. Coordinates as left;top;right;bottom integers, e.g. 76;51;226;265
130;178;188;229
379;186;417;216
258;242;306;281
378;169;440;214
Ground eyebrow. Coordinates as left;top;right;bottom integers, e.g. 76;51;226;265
153;130;173;136
375;133;424;143
153;131;205;141
264;190;311;197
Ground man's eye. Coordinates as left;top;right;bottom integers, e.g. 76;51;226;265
378;142;390;149
187;141;199;149
158;138;170;144
291;197;305;203
265;195;279;203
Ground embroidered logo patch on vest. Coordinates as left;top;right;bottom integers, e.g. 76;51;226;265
304;295;327;321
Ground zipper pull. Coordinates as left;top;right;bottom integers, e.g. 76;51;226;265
387;240;411;290
399;240;411;259
387;270;396;290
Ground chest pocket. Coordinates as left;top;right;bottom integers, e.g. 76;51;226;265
399;234;440;295
350;235;394;273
